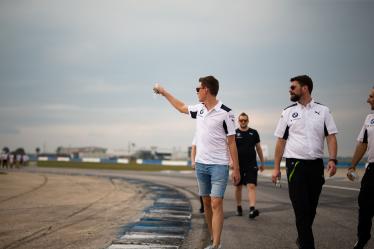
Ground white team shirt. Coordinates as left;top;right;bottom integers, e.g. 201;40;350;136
357;113;374;163
192;134;196;146
274;100;338;159
188;100;236;165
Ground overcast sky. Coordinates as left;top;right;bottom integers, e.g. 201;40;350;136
0;0;373;157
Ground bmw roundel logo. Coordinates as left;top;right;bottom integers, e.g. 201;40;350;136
371;119;374;125
200;109;204;114
292;112;299;118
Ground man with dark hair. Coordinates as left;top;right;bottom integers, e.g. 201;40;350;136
272;75;338;249
347;86;374;249
154;76;240;249
290;75;314;94
234;112;265;219
199;76;219;96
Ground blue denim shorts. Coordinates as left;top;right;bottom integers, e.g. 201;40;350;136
195;162;229;198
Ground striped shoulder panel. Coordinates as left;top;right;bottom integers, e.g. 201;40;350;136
220;104;231;112
363;129;368;144
314;102;325;106
283;103;297;110
190;111;197;119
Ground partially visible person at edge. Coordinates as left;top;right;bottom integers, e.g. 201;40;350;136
347;86;374;249
154;76;240;249
234;112;265;219
272;75;338;249
191;134;205;213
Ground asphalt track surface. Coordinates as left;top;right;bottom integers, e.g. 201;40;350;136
1;167;373;249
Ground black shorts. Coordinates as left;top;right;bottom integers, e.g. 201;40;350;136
237;166;258;186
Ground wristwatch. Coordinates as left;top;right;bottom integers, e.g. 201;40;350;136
329;158;338;164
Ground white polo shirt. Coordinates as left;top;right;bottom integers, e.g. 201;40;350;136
357;113;374;163
188;100;236;165
192;134;196;146
274;100;338;160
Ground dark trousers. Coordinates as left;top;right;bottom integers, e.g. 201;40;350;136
357;163;374;244
286;158;325;249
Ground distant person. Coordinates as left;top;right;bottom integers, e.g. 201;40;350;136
272;75;338;249
1;148;9;168
9;153;14;168
16;154;21;168
234;112;265;219
191;135;204;213
22;154;29;166
0;151;3;168
347;86;374;249
154;76;240;249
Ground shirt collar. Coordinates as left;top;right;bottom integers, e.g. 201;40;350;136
297;99;315;109
213;100;223;111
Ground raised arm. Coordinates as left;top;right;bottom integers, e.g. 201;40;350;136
154;84;188;114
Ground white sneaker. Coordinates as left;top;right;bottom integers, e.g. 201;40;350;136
204;245;222;249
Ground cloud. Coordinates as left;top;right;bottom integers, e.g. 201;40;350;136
0;0;373;157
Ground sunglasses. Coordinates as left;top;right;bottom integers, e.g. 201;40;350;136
239;119;248;123
196;87;205;93
290;85;296;90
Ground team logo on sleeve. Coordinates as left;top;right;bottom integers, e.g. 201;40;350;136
292;112;299;118
200;109;204;115
371;118;374;125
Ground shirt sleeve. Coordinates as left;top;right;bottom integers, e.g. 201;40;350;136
274;109;289;139
192;134;197;145
223;110;236;136
357;115;369;143
324;107;338;135
187;104;200;119
255;130;260;144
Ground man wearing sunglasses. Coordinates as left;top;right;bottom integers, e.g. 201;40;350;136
154;76;240;249
234;112;265;219
272;75;338;249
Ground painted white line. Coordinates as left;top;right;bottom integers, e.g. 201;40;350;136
178;170;193;174
156;198;189;205
108;244;178;249
323;184;360;192
148;209;191;215
121;233;184;240
144;213;191;220
259;173;360;192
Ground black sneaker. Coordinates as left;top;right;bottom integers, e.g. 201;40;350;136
353;240;367;249
199;206;204;213
236;206;243;216
249;209;259;219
